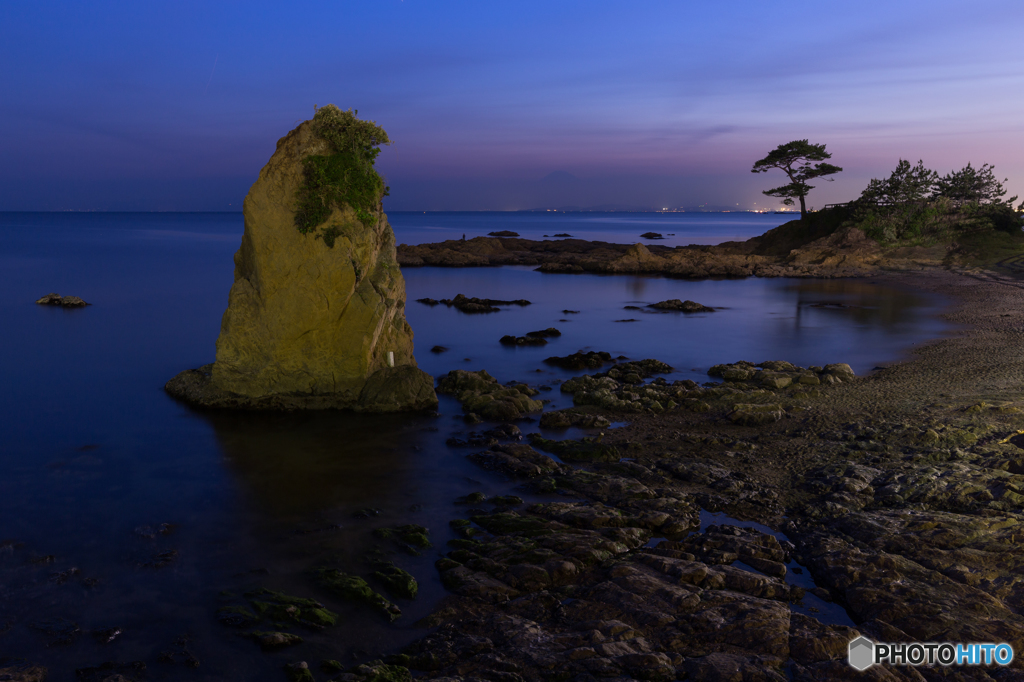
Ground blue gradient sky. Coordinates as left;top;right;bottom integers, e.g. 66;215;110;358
3;1;1023;211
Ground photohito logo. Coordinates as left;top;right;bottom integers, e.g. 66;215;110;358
848;636;1014;670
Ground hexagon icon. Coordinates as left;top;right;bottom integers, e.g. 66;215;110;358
848;636;875;671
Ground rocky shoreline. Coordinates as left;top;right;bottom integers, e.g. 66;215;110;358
345;268;1024;681
396;222;965;280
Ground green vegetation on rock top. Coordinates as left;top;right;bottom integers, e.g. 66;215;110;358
294;104;391;242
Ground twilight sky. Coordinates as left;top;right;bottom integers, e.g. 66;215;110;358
3;1;1023;211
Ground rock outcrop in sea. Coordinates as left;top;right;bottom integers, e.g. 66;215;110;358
166;106;436;411
36;292;89;307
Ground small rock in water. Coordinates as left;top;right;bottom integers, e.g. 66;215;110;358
526;327;561;338
430;345;449;353
561;309;580;314
456;491;488;505
250;631;303;649
35;293;89;307
285;661;315;682
614;318;639;322
640;232;664;239
415;297;440;305
313;569;402;621
140;549;178;568
553;233;573;237
49;567;80;584
544;351;613;370
487;230;519;237
439;293;531;313
157;634;201;668
483;423;522;441
93;627;123;644
649;299;714;312
499;334;547;346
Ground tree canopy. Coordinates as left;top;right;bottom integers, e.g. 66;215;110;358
751;140;842;219
860;159;937;206
933;162;1015;206
851;158;1021;242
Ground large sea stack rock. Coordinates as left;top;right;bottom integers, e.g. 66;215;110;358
166;106;437;411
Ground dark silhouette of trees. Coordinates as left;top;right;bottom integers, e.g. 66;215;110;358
933;162;1015;206
860;159;937;206
751;140;842;219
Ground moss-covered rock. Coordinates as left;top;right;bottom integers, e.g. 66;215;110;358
436;369;543;421
165;107;436;412
284;661;315;682
373;524;432;553
313;569;402;621
245;588;337;629
216;604;260;628
247;631;303;649
372;562;418;600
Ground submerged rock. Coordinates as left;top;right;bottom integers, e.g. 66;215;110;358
165;106;435;412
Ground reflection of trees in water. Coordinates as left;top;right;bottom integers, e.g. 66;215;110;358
202;410;431;516
789;280;928;329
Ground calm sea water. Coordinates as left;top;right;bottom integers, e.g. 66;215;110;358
389;210;795;246
0;213;949;679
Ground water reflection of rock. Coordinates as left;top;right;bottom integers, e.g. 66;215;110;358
790;279;932;328
204;410;433;516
